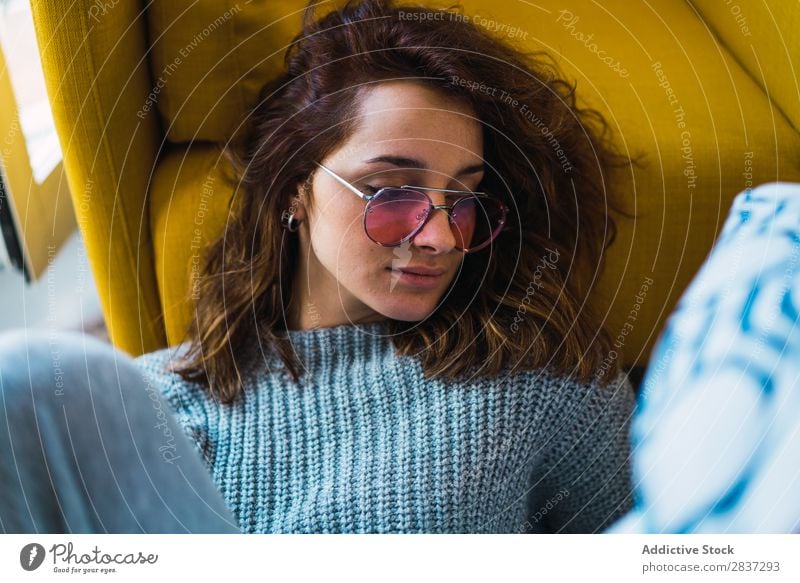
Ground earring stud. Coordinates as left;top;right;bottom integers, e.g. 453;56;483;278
280;210;301;232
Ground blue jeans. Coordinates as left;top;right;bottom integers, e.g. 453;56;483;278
0;330;241;533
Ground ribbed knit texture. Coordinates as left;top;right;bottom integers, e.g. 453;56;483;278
133;321;634;533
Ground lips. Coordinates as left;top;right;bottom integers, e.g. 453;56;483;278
393;266;446;276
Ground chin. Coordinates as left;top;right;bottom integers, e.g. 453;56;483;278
372;299;439;322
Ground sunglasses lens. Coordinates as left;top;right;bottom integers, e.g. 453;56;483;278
363;187;507;251
365;188;430;245
451;196;506;252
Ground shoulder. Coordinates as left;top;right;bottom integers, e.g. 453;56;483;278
132;344;188;386
555;370;635;414
133;344;186;372
508;367;635;433
505;366;634;404
469;366;634;437
131;343;205;410
548;371;636;461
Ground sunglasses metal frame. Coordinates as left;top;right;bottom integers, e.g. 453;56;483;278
314;162;509;253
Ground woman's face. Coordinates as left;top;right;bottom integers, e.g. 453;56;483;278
291;80;484;327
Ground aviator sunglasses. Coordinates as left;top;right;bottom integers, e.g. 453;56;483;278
315;163;510;253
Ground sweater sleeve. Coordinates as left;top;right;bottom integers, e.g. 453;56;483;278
527;370;636;533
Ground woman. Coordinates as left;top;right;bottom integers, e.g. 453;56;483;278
0;0;634;533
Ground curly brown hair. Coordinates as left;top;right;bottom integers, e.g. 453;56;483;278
170;0;634;403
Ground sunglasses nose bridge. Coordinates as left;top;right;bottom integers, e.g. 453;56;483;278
420;204;458;229
411;202;459;248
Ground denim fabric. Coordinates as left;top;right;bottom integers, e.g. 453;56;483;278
0;330;240;533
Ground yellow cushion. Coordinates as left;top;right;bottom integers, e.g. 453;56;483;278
692;0;800;133
150;143;232;345
146;0;307;142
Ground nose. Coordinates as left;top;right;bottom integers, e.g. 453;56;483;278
411;194;457;254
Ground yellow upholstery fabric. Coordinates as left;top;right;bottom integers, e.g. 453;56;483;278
149;143;231;344
32;0;800;368
30;0;166;356
146;0;306;142
691;0;800;133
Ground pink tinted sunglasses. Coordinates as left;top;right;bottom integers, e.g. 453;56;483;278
315;163;509;253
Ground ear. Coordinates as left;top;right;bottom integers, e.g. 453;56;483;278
289;176;312;221
299;172;317;211
287;197;307;222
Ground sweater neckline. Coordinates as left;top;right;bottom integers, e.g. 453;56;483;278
284;319;391;339
279;319;395;372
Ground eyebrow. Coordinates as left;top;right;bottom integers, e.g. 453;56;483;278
363;155;484;176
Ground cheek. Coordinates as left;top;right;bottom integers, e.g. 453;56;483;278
309;208;386;279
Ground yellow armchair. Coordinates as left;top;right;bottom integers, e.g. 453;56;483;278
30;0;800;369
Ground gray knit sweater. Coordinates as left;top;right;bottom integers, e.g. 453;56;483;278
133;320;634;533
